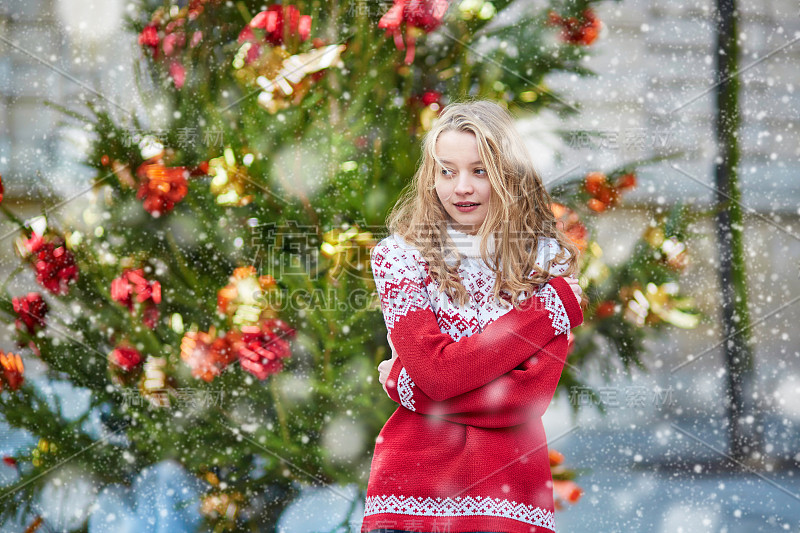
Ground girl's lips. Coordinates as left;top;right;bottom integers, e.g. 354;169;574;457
455;203;480;212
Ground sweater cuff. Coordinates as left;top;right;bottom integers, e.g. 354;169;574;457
549;276;584;328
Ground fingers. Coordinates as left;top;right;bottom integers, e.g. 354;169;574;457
378;331;397;389
563;276;582;294
562;276;585;309
377;359;391;385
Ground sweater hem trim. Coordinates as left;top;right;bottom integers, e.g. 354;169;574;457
363;494;555;531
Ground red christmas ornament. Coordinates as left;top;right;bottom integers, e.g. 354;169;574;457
0;173;4;204
553;479;584;510
138;5;206;89
421;90;442;106
230;318;295;380
547;8;601;46
135;161;190;216
236;26;261;63
238;4;312;64
549;449;564;466
408;90;442;109
21;233;45;255
187;0;213;20
111;268;162;329
169;60;186;89
550;202;588;252
0;350;24;391
22;236;79;295
616;172;637;190
139;23;160;58
12;292;48;336
109;345;143;372
594;300;616;319
162;25;186;56
584;171;636;212
190;161;209;176
250;4;312;46
181;329;237;382
378;0;449;65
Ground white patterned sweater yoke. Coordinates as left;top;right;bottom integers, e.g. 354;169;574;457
361;222;584;533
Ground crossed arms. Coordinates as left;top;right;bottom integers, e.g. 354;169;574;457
371;237;583;428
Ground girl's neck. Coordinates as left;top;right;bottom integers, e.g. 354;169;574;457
446;221;495;258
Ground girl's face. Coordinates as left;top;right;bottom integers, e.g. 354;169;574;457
434;130;492;235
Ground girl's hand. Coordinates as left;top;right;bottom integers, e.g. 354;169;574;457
563;276;584;308
378;333;399;396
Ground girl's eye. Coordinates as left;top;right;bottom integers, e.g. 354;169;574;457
441;168;453;177
474;168;486;176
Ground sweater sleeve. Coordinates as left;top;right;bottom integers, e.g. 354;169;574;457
371;236;582;402
384;328;569;427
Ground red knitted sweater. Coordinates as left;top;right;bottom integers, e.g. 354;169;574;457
361;228;583;533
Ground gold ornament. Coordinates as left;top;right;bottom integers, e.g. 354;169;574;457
139;356;174;407
623;282;699;329
644;226;689;270
31;438;58;468
320;225;376;281
217;266;278;327
233;44;290;86
643;226;664;248
661;236;688;270
201;491;244;523
208;148;254;206
233;44;345;114
459;0;497;21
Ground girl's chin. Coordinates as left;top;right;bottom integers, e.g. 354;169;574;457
449;210;485;223
448;215;485;233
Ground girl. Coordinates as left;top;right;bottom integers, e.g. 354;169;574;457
362;99;584;533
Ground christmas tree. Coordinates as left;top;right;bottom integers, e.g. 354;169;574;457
0;1;700;530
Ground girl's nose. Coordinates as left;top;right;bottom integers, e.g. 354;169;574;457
453;174;473;194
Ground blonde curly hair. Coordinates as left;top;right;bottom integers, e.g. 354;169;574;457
386;98;580;310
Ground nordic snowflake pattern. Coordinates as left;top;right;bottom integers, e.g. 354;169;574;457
373;235;572;420
363;494;555;531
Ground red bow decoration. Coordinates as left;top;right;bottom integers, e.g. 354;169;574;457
378;0;449;65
